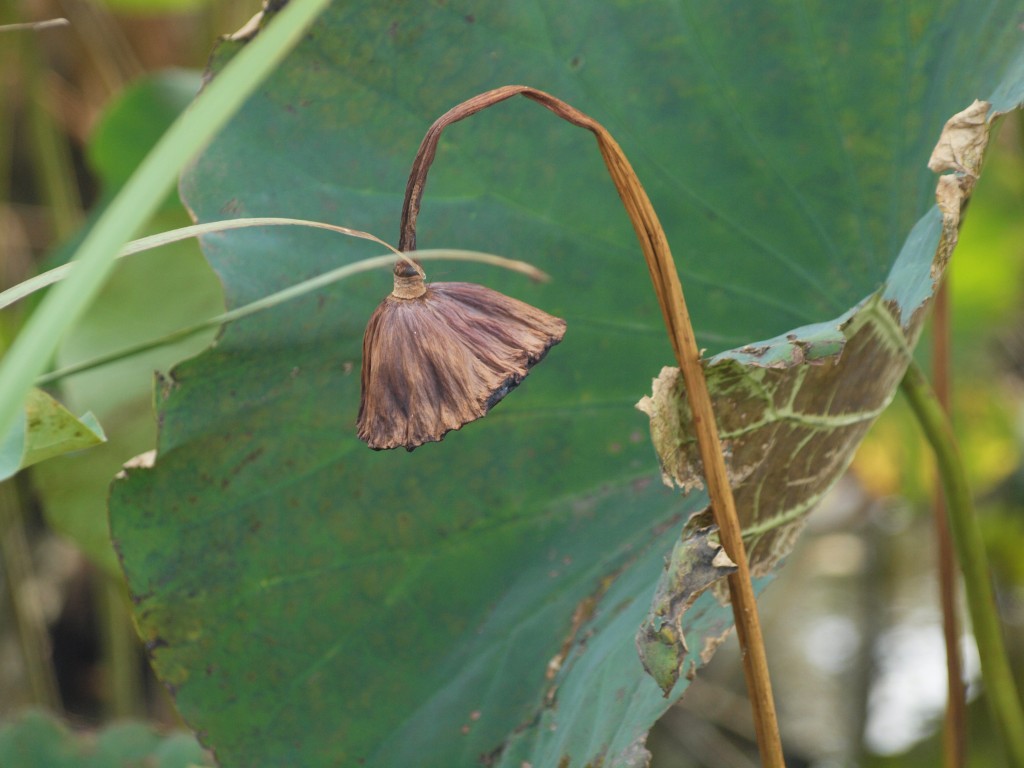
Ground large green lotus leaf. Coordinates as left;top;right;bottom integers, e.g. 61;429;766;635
109;3;1024;767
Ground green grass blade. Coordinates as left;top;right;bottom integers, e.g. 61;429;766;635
0;0;333;439
0;217;404;312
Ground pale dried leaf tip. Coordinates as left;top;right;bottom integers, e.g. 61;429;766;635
357;263;566;450
927;99;991;176
116;449;157;479
935;174;963;218
0;18;69;32
636;366;706;493
226;6;264;41
928;100;992;267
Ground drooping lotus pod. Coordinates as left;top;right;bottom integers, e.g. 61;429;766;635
357;261;566;450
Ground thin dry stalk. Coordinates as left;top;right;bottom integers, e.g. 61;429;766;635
400;85;784;766
932;276;967;768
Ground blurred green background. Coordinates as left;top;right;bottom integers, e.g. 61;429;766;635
1;0;1022;765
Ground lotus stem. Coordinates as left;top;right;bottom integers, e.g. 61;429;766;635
901;360;1024;766
399;86;785;766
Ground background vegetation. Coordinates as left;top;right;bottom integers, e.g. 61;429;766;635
1;1;1022;766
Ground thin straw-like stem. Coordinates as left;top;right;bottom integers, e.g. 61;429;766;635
0;217;410;312
400;86;785;767
902;361;1024;767
0;18;69;32
932;276;967;768
36;249;544;385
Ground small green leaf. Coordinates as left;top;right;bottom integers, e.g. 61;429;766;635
0;389;106;480
88;70;201;198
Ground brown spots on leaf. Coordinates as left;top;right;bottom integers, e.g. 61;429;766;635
546;594;597;682
737;342;771;358
220;197;242;216
458;710;482;735
631;476;652;494
219;446;265;490
700;627;734;665
650;510;684;538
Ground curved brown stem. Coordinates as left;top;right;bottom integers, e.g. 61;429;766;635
400;86;785;767
401;87;603;251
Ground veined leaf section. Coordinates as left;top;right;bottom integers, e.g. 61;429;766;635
638;289;921;578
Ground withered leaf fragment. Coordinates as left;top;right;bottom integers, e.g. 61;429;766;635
635;519;737;695
357;262;566;451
